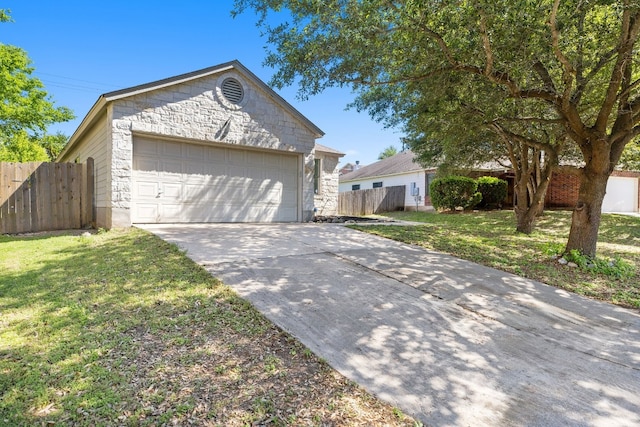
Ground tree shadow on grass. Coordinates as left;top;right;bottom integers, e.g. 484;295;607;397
0;230;234;425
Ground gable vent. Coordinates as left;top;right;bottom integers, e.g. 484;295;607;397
221;78;244;104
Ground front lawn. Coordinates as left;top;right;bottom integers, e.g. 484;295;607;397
353;210;639;308
0;228;416;426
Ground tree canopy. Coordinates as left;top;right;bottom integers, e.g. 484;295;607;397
0;9;73;161
234;0;640;257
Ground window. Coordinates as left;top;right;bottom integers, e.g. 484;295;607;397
373;181;383;188
426;173;436;196
352;184;361;190
313;159;321;194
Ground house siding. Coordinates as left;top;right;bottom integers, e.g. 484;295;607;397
59;112;111;228
104;70;317;227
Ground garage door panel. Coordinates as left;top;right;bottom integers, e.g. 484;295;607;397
281;155;299;169
162;141;183;158
160;160;183;176
134;139;159;156
135;181;159;198
228;150;246;165
135;204;159;222
184;162;209;176
132;138;299;223
134;157;160;174
206;147;227;162
160;204;183;221
264;153;280;168
162;183;182;199
185;144;206;159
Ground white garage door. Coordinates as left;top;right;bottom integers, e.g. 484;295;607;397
132;137;300;223
602;176;638;213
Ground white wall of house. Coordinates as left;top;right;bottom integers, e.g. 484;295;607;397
339;170;428;209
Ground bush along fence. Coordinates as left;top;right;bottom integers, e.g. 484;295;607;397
0;158;95;234
339;185;405;216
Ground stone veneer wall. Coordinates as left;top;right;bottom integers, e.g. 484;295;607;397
107;70;318;227
313;152;341;216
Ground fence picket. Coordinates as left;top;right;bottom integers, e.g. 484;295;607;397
0;160;95;234
338;185;405;216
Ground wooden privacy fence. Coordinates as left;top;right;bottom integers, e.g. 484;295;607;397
339;185;405;216
0;159;94;234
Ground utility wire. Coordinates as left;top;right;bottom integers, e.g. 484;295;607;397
34;72;121;93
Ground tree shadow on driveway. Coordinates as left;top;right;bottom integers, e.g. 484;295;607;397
142;223;640;427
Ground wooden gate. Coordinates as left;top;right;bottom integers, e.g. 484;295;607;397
0;159;94;234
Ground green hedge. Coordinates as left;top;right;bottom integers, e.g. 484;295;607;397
476;176;508;209
430;176;482;211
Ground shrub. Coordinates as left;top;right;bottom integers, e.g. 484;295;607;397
430;176;482;211
476;176;508;209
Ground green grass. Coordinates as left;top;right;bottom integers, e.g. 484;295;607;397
0;229;239;425
0;228;416;426
353;210;640;308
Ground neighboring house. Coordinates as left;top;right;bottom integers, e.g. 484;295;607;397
58;60;344;228
547;170;640;213
339;161;361;175
339;150;640;213
339;150;437;210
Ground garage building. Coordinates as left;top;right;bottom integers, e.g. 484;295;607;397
58;61;343;228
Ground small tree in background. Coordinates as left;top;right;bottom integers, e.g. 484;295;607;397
0;130;48;162
430;176;482;212
476;176;508;209
1;9;73;161
378;145;398;160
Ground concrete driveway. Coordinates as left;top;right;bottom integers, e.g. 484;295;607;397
139;223;640;427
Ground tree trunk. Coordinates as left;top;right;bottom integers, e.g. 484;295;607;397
565;165;610;258
514;173;551;233
513;146;555;234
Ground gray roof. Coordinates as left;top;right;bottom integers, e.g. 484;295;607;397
340;150;431;181
315;143;345;156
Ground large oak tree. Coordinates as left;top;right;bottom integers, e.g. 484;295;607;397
235;0;640;257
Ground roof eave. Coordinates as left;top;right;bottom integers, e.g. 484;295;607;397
57;95;108;162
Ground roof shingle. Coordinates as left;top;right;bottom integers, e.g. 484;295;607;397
340;150;431;181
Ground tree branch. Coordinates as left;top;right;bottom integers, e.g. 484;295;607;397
478;8;493;76
549;0;576;105
533;61;557;92
488;120;558;153
497;116;564;124
594;7;640;132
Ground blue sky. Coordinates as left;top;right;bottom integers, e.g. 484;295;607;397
2;1;403;166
